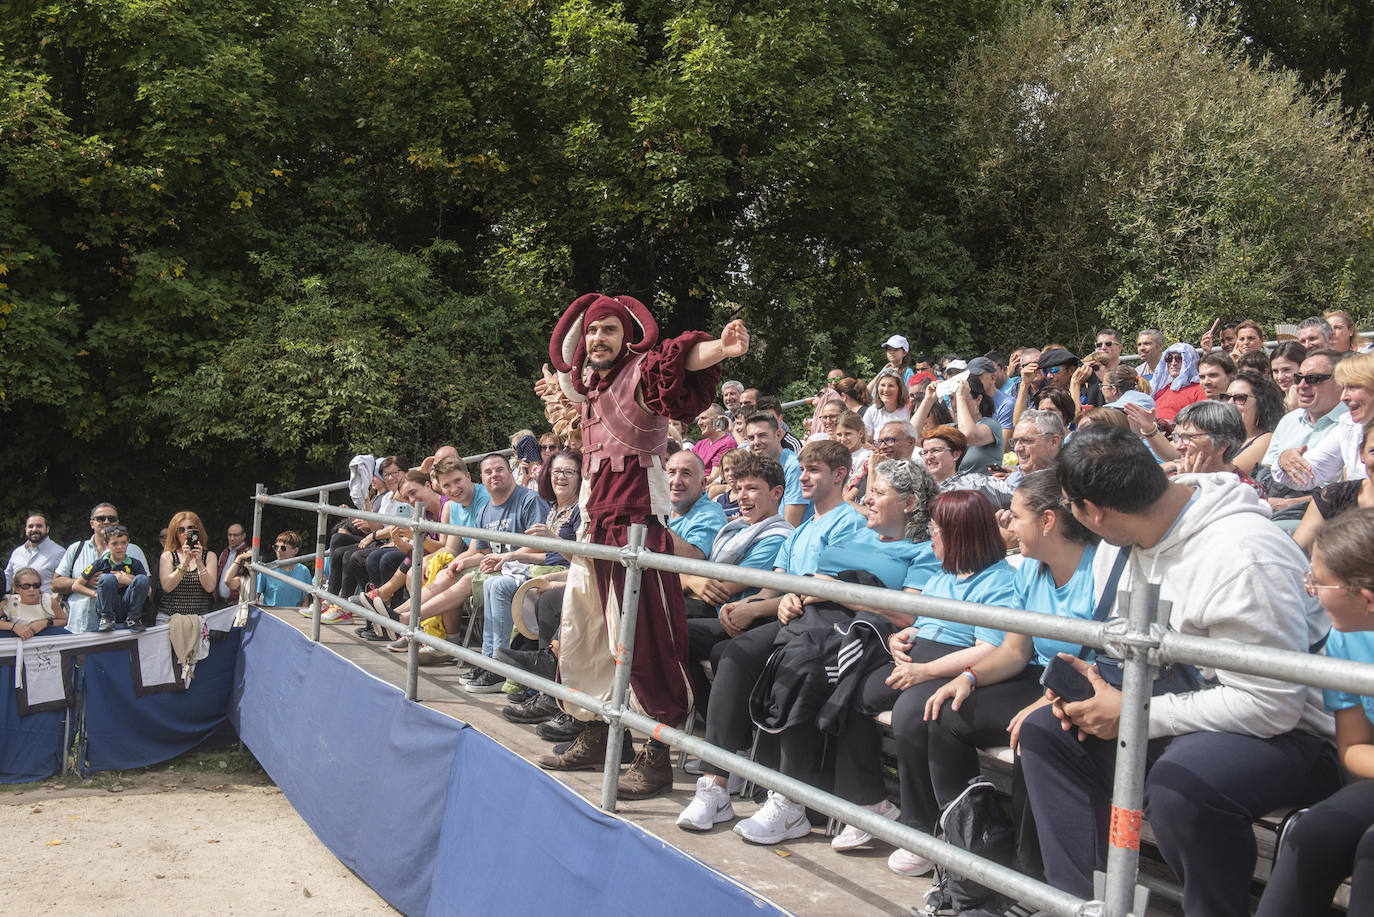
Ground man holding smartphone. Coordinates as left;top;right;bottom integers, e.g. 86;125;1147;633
1017;425;1339;917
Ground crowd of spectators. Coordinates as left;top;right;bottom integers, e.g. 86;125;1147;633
6;312;1373;915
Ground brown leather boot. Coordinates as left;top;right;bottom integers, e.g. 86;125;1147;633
536;720;608;771
617;742;674;799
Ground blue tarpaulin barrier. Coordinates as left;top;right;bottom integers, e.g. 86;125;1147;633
81;628;242;775
231;611;784;917
0;662;66;782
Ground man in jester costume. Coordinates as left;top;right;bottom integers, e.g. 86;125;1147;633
535;293;749;798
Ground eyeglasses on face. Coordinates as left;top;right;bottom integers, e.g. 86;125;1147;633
1294;373;1334;387
16;582;41;590
1304;570;1350;596
550;468;578;478
1173;431;1210;446
1217;392;1250;406
919;447;951;458
1012;434;1048;448
1163;354;1184;365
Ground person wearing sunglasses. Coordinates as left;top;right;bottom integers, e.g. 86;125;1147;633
2;565;67;639
228;531;311;609
156;511;218;621
1149;341;1205;423
51;503;151;634
1219;370;1285;476
1258;508;1374;917
1275;352;1374;496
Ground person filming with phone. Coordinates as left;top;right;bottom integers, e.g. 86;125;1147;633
1016;425;1340;917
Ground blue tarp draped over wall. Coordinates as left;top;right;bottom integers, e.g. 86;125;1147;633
0;666;66;782
81;629;241;774
230;612;462;917
231;611;783;917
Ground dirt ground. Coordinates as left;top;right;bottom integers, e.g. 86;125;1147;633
1;763;395;916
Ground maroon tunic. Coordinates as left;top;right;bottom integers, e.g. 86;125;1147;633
576;330;721;725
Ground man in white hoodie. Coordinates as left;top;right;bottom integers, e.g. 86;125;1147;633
1017;425;1340;917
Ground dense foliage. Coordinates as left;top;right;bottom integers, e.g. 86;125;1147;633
1;0;1371;545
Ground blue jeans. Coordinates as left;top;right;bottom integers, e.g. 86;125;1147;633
94;573;150;625
481;574;519;658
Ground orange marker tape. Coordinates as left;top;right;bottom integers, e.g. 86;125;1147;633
314;557;324;571
653;725;665;742
1109;806;1142;850
252;536;261;547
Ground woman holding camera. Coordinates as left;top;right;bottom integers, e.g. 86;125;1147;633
158;511;218;618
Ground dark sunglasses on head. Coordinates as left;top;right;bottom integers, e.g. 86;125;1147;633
1218;392;1250;406
1294;372;1334;386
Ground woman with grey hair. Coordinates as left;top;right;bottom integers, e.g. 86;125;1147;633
1170;400;1266;496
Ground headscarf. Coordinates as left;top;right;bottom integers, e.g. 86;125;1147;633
1151;342;1200;394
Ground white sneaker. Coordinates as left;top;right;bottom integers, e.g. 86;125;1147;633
831;798;901;851
683;755;747;794
320;607;353;624
677;776;735;831
888;847;935;877
733;791;810;845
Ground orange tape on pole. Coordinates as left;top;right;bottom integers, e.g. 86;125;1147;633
314;557;324;571
252;536;261;548
1109;805;1143;850
653;725;665;742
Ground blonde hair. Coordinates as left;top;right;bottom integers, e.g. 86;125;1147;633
1334;352;1374;391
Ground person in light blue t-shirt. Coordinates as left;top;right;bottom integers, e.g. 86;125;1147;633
916;470;1099;878
742;412;812;526
829;488;1022;875
1258;509;1374;917
666;450;728;559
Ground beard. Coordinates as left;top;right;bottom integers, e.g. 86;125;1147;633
588;353;619;371
27;531;45;544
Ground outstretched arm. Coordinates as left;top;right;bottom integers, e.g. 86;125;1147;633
686;320;750;371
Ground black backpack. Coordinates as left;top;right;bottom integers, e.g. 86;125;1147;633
922;779;1017;916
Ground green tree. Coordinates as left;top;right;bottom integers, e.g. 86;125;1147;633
949;0;1374;350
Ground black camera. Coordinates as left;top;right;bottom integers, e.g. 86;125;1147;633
186;528;200;548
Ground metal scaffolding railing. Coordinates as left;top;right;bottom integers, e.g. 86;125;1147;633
243;474;1374;917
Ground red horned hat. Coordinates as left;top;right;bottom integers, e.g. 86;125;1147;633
549;293;659;396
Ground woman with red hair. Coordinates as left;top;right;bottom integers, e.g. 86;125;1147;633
829;490;1020;876
157;510;218;620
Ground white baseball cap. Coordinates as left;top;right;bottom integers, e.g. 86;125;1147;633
884;334;909;351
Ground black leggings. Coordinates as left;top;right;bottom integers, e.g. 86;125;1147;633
536;587;564;647
1258;777;1374;917
832;639;960;832
923;664;1045;876
327;531;363;597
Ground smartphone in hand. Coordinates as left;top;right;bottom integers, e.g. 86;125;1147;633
1040;655;1095;703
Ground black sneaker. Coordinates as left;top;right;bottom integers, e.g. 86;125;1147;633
97;616;115;633
126;618;146;633
496;646;556;682
502;693;560;725
536;712;583;742
464;670;505;694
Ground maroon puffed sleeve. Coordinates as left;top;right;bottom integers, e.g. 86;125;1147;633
638;330;723;422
